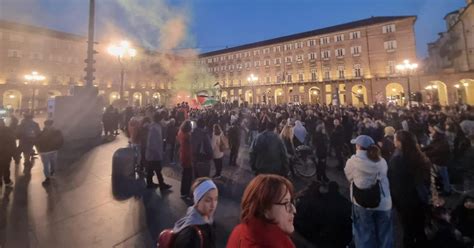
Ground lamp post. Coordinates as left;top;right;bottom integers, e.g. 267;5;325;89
396;59;418;108
107;40;136;101
24;71;45;114
247;74;258;105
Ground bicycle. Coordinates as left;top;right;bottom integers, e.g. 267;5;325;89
290;145;317;178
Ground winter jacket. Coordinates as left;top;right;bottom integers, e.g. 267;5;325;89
330;125;344;148
344;150;392;211
380;135;395;162
0;126;16;161
250;130;289;176
423;134;451;166
211;134;224;159
191;128;213;162
227;218;295;248
145;122;163;161
313;131;328;158
173;207;216;248
177;130;192;168
36;127;64;153
16;119;40;142
388;152;430;212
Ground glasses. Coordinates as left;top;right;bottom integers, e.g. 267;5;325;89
274;200;295;213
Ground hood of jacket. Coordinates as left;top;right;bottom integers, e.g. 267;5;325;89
173;207;213;233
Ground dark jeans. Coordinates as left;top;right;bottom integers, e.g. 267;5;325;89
0;158;12;184
397;206;428;248
316;157;327;180
213;158;223;176
168;141;176;162
19;140;35;164
181;167;193;196
333;146;344;169
146;160;165;186
229;144;239;166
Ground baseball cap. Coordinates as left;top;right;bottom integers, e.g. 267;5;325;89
351;135;375;149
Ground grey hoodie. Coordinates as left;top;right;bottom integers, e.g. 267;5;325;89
173;207;213;233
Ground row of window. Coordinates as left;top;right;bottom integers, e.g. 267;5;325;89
204;24;397;64
215;65;364;86
6;49;81;63
214;59;399;84
0;31;78;50
206;45;373;73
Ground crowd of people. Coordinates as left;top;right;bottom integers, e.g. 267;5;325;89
108;100;474;248
0;111;63;186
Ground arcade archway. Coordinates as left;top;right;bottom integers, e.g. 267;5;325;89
385;83;404;105
274;88;284;104
351;84;368;106
2;90;22;110
245;90;253;104
457;79;474;105
221;91;228;102
308;87;321;104
109;92;119;105
132;92;143;106
426;81;448;106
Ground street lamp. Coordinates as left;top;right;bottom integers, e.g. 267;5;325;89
247;74;258;104
396;59;418;108
24;71;45;114
107;40;137;101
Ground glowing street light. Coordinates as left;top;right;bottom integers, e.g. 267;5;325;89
396;59;418;108
24;71;45;114
247;74;258;104
107;40;136;101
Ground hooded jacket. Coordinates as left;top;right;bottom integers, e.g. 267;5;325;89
172;207;215;248
344;150;392;211
293;121;307;145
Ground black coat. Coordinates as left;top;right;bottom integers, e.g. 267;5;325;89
423;134;451;166
0;126;16;161
36;128;64;153
313;131;328;158
173;224;215;248
388;153;429;212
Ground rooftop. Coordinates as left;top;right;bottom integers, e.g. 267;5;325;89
199;15;416;58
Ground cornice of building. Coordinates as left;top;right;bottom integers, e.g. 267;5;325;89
0;19;86;41
445;3;473;33
199;15;417;58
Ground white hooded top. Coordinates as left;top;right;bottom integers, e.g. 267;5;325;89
344;150;392;211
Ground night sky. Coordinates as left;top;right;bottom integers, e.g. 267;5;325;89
0;0;467;58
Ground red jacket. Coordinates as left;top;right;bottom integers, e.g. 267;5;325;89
177;130;192;168
227;218;295;248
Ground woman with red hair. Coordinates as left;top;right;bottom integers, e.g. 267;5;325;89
227;174;296;248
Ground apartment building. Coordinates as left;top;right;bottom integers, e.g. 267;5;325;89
200;16;418;105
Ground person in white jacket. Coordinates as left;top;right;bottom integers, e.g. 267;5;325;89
211;124;225;179
344;135;393;248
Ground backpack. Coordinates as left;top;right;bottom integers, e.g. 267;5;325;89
157;226;203;248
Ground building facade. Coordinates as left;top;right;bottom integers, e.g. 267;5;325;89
425;0;474;105
200;15;474;106
0;20;181;112
199;16;419;106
